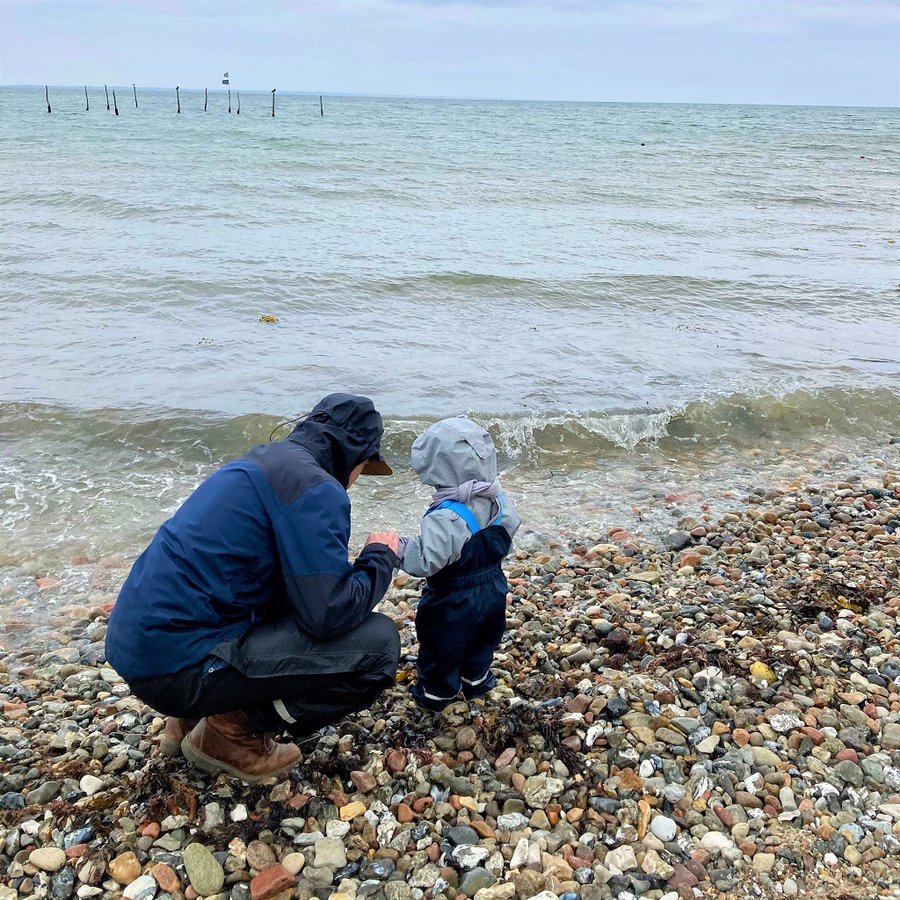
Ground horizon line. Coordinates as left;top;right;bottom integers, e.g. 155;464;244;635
1;83;896;111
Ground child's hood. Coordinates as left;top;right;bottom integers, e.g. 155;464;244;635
411;418;497;488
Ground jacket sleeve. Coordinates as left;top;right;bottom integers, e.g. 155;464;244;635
500;494;522;540
400;509;470;578
274;480;398;640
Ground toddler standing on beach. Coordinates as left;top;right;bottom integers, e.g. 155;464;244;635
398;418;521;711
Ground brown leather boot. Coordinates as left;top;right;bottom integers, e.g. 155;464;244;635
160;717;200;757
181;711;301;782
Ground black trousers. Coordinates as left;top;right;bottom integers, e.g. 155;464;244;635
413;578;506;705
128;613;400;737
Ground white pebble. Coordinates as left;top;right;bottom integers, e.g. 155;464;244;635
123;875;157;900
230;804;248;822
650;814;678;842
281;852;305;875
326;819;350;839
79;775;104;796
509;837;529;869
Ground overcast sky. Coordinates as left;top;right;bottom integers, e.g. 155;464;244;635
1;0;898;106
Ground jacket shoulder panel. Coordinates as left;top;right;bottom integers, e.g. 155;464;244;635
243;441;336;507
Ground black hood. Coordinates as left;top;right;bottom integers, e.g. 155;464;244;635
287;393;387;488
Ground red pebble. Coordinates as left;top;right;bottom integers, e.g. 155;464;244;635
250;865;295;900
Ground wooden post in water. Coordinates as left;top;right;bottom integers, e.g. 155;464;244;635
176;86;181;114
271;88;276;117
204;87;208;112
320;95;324;116
236;92;241;114
133;84;138;108
45;86;51;113
84;86;90;111
104;84;110;110
228;89;231;113
112;90;119;115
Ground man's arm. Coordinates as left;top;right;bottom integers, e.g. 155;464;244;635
273;481;398;640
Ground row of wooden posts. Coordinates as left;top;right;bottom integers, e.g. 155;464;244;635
44;85;325;118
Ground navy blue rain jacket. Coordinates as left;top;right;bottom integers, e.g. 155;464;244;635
106;394;398;680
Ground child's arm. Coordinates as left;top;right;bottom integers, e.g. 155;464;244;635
500;494;522;540
399;509;470;578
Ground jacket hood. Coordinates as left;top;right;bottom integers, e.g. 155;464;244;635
411;418;497;488
287;393;388;487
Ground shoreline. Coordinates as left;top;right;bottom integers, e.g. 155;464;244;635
2;472;900;900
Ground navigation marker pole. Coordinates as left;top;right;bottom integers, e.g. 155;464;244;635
236;92;241;114
85;86;90;111
45;86;51;113
176;86;181;114
271;88;276;117
320;95;324;116
112;90;119;115
204;87;208;112
133;84;138;108
105;84;110;110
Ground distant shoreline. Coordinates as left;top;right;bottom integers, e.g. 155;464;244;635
1;83;896;111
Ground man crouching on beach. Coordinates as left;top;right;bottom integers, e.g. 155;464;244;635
105;393;401;782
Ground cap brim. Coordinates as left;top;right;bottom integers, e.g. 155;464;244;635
362;458;393;476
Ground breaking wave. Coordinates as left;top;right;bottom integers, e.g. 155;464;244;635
2;386;898;467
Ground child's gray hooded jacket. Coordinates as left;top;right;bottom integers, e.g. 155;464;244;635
400;418;521;577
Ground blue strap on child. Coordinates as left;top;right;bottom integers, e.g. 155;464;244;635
425;494;505;534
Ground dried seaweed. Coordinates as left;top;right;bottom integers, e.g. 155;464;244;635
131;763;197;821
783;575;879;625
379;717;434;751
301;752;365;788
480;704;584;774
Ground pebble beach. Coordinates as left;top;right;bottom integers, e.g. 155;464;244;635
3;464;900;900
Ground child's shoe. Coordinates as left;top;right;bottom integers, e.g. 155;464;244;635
411;681;459;712
461;672;498;700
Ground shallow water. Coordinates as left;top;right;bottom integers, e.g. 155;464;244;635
1;87;899;606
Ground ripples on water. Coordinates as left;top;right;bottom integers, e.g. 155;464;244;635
0;87;898;572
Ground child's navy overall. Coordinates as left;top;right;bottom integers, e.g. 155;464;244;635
412;497;512;710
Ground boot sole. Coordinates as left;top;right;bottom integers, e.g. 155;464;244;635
180;735;297;783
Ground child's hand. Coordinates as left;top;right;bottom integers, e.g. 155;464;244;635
366;531;401;555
